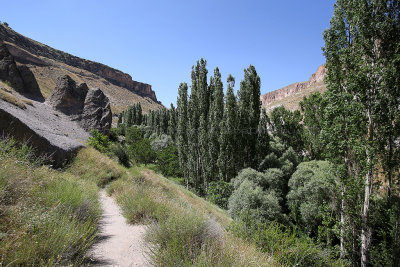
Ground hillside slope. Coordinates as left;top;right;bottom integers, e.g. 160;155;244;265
0;24;163;114
261;65;327;111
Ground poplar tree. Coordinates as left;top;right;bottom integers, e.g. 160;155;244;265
168;103;177;141
218;75;238;181
324;1;400;265
208;68;224;181
177;83;189;187
256;108;270;164
237;65;261;169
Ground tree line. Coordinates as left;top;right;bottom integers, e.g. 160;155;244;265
113;1;400;265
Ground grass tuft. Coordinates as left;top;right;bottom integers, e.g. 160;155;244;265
0;88;26;109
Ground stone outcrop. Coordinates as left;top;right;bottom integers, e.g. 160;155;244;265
0;43;24;91
47;75;112;134
0;24;160;103
47;75;88;116
260;64;327;108
81;88;112;133
0;93;89;167
0;43;43;100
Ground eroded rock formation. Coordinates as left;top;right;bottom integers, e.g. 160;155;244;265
0;43;43;99
47;75;112;134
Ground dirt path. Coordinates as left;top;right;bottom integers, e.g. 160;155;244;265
87;190;148;266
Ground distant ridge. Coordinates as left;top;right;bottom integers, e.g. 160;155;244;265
0;24;163;113
261;65;327;111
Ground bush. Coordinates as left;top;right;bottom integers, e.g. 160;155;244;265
208;180;233;209
87;129;110;153
150;134;173;151
156;145;181;177
287;160;338;236
129;139;156;164
230;220;343;267
228;168;287;224
111;143;130;167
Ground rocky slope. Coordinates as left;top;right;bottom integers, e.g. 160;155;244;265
261;65;327;111
0;44;112;166
0;24;163;113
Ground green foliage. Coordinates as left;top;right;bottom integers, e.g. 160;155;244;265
208;180;233;209
156;145;181;177
228;168;286;223
300;92;327;159
287;161;339;237
230;220;344;267
218;75;239;181
111;143;130;167
269;106;304;153
2;22;8;27
150;134;173;151
87;129;110;153
129;138;156;164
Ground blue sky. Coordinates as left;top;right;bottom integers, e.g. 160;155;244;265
2;0;335;106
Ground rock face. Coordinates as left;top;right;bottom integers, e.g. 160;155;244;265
0;43;24;91
260;64;327;109
47;75;112;134
81;88;112;133
0;24;160;103
0;43;43;100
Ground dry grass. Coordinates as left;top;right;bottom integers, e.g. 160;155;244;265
107;166;276;266
0;88;26;109
67;147;124;187
22;99;34;106
0;140;102;266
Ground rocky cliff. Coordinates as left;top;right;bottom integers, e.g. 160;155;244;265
260;65;327;111
0;24;162;113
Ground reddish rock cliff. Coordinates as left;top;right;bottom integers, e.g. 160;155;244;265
260;64;326;108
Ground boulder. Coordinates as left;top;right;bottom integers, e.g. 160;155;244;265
0;43;24;91
47;75;112;134
0;95;89;167
47;75;88;117
80;88;112;134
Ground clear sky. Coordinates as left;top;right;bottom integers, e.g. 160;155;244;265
2;0;336;106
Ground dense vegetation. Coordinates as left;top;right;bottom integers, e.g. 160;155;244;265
112;1;400;266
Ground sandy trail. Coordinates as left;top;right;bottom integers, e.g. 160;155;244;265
87;190;148;266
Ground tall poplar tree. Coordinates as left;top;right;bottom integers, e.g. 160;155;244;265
237;65;261;169
208;68;224;181
177;83;189;187
324;1;400;265
218;75;238;181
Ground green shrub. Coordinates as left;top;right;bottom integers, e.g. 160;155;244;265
150;134;173;151
287;160;339;236
208;180;233;209
87;129;110;153
230;220;344;267
111;143;130;167
129;138;156;164
156;145;181;177
228;168;287;223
